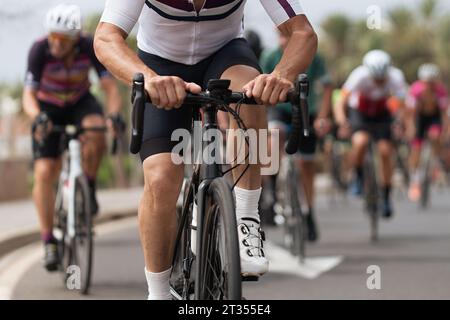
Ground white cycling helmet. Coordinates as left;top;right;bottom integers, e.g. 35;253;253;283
418;63;440;81
45;4;81;36
363;50;391;80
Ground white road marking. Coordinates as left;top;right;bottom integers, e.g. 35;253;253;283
266;242;344;279
0;217;138;300
0;243;42;300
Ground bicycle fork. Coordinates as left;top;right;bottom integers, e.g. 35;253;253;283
67;140;83;239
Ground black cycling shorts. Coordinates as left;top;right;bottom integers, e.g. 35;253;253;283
32;93;104;159
267;107;317;158
348;108;392;141
416;112;442;140
138;38;262;161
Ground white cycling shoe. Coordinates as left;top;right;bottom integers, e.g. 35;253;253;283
238;218;269;277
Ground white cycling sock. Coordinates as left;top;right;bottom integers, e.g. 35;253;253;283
144;267;172;300
234;186;262;224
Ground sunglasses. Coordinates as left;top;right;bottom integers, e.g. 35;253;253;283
48;33;77;43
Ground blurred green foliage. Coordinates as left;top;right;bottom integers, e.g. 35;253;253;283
320;0;450;86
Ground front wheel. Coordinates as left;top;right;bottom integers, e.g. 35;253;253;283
363;147;379;243
197;178;241;300
71;176;93;295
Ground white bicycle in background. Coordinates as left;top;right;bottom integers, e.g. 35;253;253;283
34;118;121;294
53;124;107;294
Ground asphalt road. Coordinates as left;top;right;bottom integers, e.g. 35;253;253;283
10;186;450;300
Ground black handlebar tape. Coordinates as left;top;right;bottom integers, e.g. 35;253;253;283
130;73;145;154
298;74;310;137
285;101;302;155
285;74;309;155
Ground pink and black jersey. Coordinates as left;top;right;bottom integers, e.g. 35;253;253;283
25;35;110;107
407;81;449;111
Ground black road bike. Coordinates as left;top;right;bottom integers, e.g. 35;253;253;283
130;73;310;300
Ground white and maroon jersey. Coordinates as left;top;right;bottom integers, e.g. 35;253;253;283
343;65;408;116
100;0;304;65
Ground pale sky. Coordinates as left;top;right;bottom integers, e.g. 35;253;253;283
1;0;449;82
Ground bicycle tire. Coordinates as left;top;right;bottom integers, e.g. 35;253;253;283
71;176;93;295
420;144;432;209
197;178;241;300
170;178;195;300
331;143;349;191
364;144;379;242
287;158;306;262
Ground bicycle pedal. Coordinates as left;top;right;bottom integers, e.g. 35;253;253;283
241;275;259;282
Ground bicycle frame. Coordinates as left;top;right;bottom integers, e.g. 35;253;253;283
131;73;309;300
66;139;84;239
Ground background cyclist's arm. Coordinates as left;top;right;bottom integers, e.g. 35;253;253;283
23;87;40;120
334;90;351;126
100;77;122;115
273;15;318;82
334;68;364;127
317;85;333;118
23;41;45;120
315;80;334;137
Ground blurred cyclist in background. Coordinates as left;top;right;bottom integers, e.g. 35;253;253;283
334;50;408;218
244;29;264;61
405;63;449;201
261;29;333;241
22;4;122;272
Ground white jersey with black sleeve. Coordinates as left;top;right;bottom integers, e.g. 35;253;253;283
100;0;304;65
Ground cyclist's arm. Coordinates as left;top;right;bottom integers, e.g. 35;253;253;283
94;23;156;86
273;15;317;82
23;87;40;120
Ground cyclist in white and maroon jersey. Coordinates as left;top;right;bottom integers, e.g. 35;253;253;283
94;0;317;300
334;50;408;219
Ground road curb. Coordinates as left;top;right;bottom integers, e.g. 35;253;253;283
0;208;137;260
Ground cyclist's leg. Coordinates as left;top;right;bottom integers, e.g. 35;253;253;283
427;121;442;160
221;64;269;275
377;140;394;186
348;109;371;196
140;154;184;298
137;50;204;299
409;115;428;200
373;115;394;217
71;94;106;214
33;158;62;239
203;38;269;275
31;102;64;270
261;108;289;225
71;94;106;178
222;64;266;191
